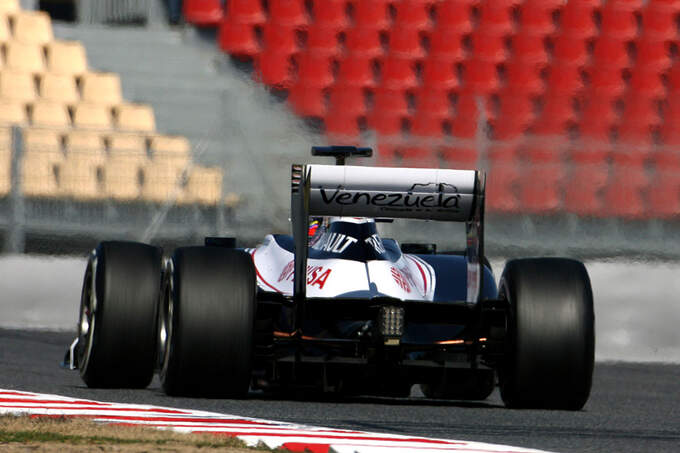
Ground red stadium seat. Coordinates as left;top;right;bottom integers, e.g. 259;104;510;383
400;146;440;169
488;142;521;162
633;38;673;72
532;96;575;136
311;0;349;30
344;27;384;58
510;31;549;65
504;61;545;95
261;23;299;55
518;0;563;35
394;0;433;31
451;93;490;138
587;67;627;98
336;55;376;87
563;163;609;216
411;113;447;138
269;0;309;27
470;33;508;63
352;0;391;31
648;170;680;218
440;145;478;169
641;3;680;40
434;0;474;34
600;3;640;40
592;36;632;70
288;85;327;117
476;1;515;36
559;2;599;39
493;94;535;139
293;54;335;88
602;164;648;219
183;0;223;26
522;135;568;163
667;65;680;94
551;35;590;66
224;0;265;25
367;88;409;135
379;56;419;90
545;63;584;96
519;163;565;213
325;113;361;141
660;100;680;145
462;59;500;94
388;27;426;59
579;94;618;139
306;25;342;57
218;22;259;57
421;58;459;90
427;28;466;62
327;85;367;115
413;88;453;119
253;51;295;88
486;161;521;213
570;140;610;165
621;95;661;130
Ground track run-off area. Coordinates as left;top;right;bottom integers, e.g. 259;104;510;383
1;256;679;452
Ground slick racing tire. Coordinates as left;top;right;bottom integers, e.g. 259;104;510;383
160;247;256;398
77;241;162;388
498;258;595;410
420;369;495;400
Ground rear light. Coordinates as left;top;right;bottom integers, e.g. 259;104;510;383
379;306;404;345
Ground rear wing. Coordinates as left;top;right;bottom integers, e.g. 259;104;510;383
291;156;486;308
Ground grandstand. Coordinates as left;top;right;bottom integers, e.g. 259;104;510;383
2;0;680;257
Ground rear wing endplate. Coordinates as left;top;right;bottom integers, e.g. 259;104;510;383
291;161;486;308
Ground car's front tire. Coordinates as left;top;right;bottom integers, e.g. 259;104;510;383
160;247;256;398
77;241;162;388
498;258;595;410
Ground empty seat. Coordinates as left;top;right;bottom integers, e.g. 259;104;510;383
224;0;266;25
579;94;618;138
0;14;9;43
324;113;361;141
327;84;367;115
141;158;186;203
182;0;223;26
648;166;680;218
30;100;70;128
394;0;432;31
518;0;562;35
218;21;259;57
592;36;631;70
545;63;584;95
476;0;515;36
427;28;465;62
470;33;508;63
72;103;112;129
602;164;648;218
66;130;104;152
293;53;335;87
0;70;36;102
11;11;53;45
462;59;500;94
115;103;156;132
511;31;550;65
352;0;391;31
260;23;299;55
21;129;63;197
559;2;599;39
633;38;673;72
600;4;640;40
336;55;376;87
368;88;409;130
104;153;145;201
563;163;609;216
288;84;327;117
61;148;106;200
379;56;419;90
306;25;342;57
108;133;147;155
344;27;384;58
519;163;565;213
0;0;19;14
421;58;458;90
45;41;88;76
493;94;535;139
413;88;452;119
533;93;576;135
641;3;680;40
253;51;295;88
39;72;79;104
551;35;590;66
23;127;62;151
149;135;191;158
269;0;309;27
0;99;27;125
388;27;426;59
311;0;349;30
440;144;478;169
486;161;520;213
181;166;222;205
5;41;44;73
504;61;545;95
80;72;122;105
433;0;474;34
587;67;627;97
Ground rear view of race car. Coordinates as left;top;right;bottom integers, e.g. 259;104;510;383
65;146;594;410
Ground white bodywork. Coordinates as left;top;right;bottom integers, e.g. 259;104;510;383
249;234;436;301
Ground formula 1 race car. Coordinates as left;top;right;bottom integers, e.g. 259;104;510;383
65;146;594;410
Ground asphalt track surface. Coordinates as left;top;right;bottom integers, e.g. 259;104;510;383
1;329;679;453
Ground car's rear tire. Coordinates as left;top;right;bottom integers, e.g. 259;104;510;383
77;241;162;388
420;369;495;400
160;247;256;398
498;258;594;410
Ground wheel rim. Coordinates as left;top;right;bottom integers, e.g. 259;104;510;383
77;251;98;375
159;258;174;383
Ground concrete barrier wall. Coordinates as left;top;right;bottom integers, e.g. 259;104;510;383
1;255;677;363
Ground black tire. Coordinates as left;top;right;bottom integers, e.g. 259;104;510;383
160;247;256;398
420;369;495;400
77;241;162;388
498;258;595;410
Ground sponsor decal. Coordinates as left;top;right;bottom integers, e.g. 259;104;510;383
311;232;358;254
318;182;461;212
390;267;411;293
278;260;332;290
364;234;386;254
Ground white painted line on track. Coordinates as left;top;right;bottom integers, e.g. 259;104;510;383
0;389;554;453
